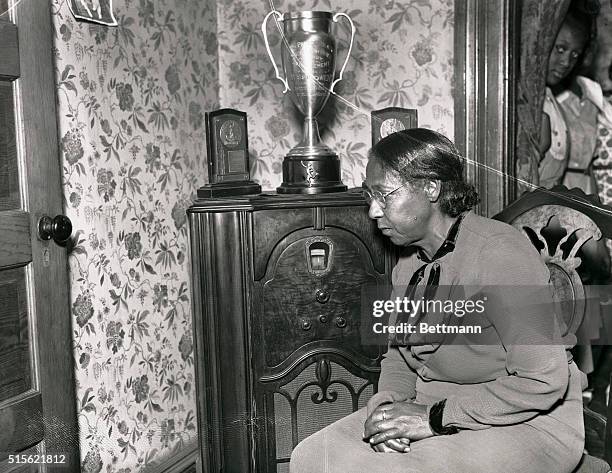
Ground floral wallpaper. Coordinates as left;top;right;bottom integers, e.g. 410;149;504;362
217;0;455;190
51;0;218;470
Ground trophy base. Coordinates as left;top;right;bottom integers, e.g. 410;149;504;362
277;155;347;194
197;181;262;198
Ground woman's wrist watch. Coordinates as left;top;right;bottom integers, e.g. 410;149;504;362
428;399;459;435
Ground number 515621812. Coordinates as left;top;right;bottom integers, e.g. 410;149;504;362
7;454;66;464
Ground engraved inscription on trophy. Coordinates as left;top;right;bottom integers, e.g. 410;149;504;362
262;10;355;194
288;40;335;99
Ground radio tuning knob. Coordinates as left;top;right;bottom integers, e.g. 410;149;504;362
315;289;330;304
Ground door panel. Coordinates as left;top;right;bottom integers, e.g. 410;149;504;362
0;22;19;80
0;1;79;471
1;393;44;454
0;81;19;210
0;211;31;267
0;267;31;402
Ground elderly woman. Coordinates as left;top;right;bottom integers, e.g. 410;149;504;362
289;128;585;473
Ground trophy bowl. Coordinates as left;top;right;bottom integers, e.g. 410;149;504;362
262;10;355;194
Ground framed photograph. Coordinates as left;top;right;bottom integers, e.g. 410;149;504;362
68;0;118;26
371;107;418;146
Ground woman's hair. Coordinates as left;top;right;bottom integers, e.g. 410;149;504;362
368;128;479;217
564;8;593;45
561;3;598;81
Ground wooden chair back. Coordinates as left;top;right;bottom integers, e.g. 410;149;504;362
494;186;612;470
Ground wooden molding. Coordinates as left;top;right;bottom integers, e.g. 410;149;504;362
454;0;518;217
189;210;255;472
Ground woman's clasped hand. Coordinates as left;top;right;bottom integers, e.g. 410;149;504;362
363;402;433;453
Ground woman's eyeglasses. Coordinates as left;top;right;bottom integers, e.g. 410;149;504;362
361;182;409;209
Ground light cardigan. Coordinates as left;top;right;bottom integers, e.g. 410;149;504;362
539;87;569;189
367;211;584;434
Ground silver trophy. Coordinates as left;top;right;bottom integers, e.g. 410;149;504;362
262;10;355;194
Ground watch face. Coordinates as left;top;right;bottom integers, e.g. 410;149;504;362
219;119;242;147
379;118;406;138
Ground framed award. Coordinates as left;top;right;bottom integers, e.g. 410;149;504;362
371;107;418;146
198;108;261;198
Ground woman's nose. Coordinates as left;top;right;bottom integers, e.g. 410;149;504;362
368;200;384;219
558;52;571;67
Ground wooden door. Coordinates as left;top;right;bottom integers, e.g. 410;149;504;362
0;0;79;471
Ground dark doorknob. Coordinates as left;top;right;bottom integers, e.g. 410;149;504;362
38;215;72;243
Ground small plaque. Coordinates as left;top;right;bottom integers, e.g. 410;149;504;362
371;107;418;146
198;108;261;198
206;109;249;183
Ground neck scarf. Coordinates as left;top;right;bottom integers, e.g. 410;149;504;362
391;213;465;346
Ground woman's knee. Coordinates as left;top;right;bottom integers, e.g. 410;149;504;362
290;434;320;473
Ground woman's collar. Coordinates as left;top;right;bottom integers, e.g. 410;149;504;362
416;212;466;263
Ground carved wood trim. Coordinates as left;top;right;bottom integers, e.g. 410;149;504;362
511;205;598;334
493;187;612;335
258;347;381;385
493;186;612;238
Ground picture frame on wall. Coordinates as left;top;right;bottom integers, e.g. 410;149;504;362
68;0;118;26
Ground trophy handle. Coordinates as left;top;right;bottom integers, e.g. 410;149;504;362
330;12;355;94
261;10;290;94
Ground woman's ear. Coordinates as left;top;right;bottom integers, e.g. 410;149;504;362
423;180;441;202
